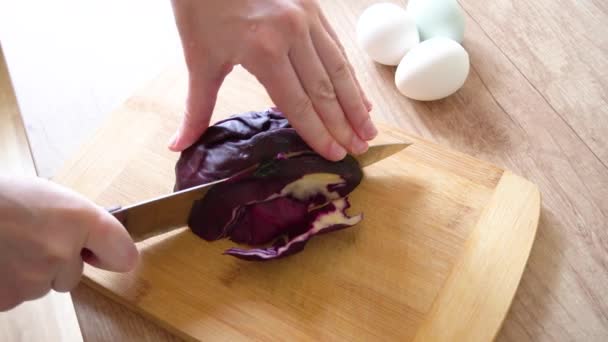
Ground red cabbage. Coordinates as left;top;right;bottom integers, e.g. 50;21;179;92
174;109;363;261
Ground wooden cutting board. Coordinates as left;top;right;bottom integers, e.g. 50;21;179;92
54;65;540;341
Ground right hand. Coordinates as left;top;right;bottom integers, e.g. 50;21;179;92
0;176;138;311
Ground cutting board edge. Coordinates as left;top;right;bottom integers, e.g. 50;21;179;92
491;173;541;340
412;171;541;342
77;279;199;342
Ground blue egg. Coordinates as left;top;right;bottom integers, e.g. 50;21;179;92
407;0;466;43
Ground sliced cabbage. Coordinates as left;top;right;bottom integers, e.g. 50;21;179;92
174;109;363;260
225;198;362;261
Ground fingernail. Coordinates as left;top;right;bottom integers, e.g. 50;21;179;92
360;92;373;112
365;99;373;112
361;118;378;140
329;141;347;161
168;131;179;149
351;135;369;155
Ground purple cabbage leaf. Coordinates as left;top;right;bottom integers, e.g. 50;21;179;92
174;109;363;261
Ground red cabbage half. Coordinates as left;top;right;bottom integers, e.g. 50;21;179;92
174;109;363;261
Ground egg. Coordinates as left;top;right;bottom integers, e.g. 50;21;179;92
356;2;419;66
407;0;465;43
395;37;470;101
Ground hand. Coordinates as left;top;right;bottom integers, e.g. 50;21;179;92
169;0;377;161
0;176;138;311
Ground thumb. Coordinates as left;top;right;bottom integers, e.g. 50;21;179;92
169;63;232;152
82;208;139;272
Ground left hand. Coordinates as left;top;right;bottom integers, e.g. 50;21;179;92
168;0;377;161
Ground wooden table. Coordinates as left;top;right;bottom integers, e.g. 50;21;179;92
2;0;607;340
0;42;84;342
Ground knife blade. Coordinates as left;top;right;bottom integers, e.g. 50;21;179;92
110;142;411;242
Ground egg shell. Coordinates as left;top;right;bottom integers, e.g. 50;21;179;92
407;0;465;43
395;37;470;101
356;2;419;66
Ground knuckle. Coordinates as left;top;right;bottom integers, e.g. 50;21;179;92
331;129;354;147
44;253;63;268
296;0;319;12
356;114;372;129
344;105;368;125
292;96;314;116
42;244;75;271
250;35;283;62
331;61;351;80
311;79;336;101
325;114;347;131
279;7;308;36
325;117;353;143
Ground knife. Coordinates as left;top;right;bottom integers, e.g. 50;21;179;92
109;142;411;242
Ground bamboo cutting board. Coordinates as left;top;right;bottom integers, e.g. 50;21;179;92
54;65;540;341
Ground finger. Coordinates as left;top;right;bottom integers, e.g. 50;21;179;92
83;208;138;272
17;271;51;302
52;257;84;292
0;296;19;312
246;57;346;161
311;22;377;141
169;62;233;152
318;12;373;112
0;276;20;311
289;34;368;155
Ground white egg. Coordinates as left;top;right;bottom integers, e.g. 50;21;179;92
356;2;419;66
395;37;470;101
407;0;465;43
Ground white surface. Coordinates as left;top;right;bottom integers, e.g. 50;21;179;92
0;0;182;178
356;2;419;66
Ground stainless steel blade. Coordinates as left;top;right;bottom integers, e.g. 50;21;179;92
354;142;411;167
109;177;230;242
111;142;412;241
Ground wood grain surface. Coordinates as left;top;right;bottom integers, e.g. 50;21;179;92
2;0;607;340
0;44;83;342
52;61;539;340
320;2;608;340
413;171;540;342
0;44;37;177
